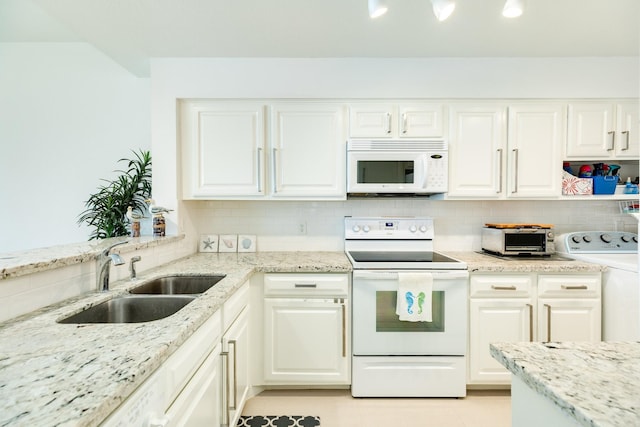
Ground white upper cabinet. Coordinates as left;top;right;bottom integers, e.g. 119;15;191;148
181;100;265;198
566;101;639;159
447;104;507;197
349;103;445;138
448;103;564;199
180;100;346;200
507;104;565;198
270;103;346;199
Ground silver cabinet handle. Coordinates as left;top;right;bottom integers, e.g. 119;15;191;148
386;112;392;134
271;148;278;193
341;300;346;357
228;339;237;410
294;283;317;288
511;148;518;193
561;284;588;290
220;351;230;426
526;303;533;342
401;113;408;134
607;131;615;151
491;285;517;290
622;131;630;151
544;303;551;342
256;147;263;193
497;148;503;194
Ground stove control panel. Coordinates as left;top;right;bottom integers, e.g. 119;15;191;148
556;232;638;253
345;217;434;239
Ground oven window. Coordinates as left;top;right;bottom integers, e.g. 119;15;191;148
505;233;545;251
375;291;445;332
357;161;415;184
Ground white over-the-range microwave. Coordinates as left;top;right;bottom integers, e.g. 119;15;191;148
346;140;448;196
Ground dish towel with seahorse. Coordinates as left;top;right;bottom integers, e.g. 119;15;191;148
395;272;433;322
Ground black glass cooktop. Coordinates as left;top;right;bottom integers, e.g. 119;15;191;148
348;251;460;263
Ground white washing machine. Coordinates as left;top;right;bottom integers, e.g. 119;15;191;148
556;231;639;341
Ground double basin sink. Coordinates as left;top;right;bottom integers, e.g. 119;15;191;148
58;275;225;324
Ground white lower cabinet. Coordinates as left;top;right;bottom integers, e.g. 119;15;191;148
263;273;350;385
468;272;601;386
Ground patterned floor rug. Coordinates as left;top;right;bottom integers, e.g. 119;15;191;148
237;415;320;427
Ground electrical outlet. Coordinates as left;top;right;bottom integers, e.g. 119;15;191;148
297;222;307;235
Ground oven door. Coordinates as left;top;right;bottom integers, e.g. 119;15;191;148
352;270;468;356
347;151;427;194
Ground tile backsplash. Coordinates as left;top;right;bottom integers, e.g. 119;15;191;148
187;199;637;252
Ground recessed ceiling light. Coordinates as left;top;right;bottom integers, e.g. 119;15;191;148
502;0;525;18
431;0;456;21
368;0;388;19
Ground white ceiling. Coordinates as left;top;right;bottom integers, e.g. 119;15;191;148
1;0;638;76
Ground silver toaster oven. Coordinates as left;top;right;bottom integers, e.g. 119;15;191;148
481;225;555;256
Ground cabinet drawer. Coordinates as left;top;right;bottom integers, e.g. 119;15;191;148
470;274;533;298
264;274;349;297
223;281;249;331
538;274;601;298
164;309;222;410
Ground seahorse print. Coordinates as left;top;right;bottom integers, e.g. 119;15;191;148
417;292;426;314
405;292;415;314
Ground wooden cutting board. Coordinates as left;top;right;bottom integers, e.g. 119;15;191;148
485;223;553;229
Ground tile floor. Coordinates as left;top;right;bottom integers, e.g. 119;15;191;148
241;389;511;427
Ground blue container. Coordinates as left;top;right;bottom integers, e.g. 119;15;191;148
592;176;617;194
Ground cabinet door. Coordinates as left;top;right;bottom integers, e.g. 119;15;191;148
566;103;615;158
222;308;250;427
507;104;565;198
398;103;445;138
615;102;639;158
271;103;346;199
165;348;221;427
468;299;534;384
181;101;265;198
447;104;507;197
349;104;395;137
264;298;349;384
537;299;601;342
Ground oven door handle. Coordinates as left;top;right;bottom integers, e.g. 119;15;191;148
353;271;469;280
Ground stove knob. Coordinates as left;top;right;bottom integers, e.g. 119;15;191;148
583;235;592;243
352;225;361;233
419;225;428;233
571;236;581;244
363;225;371;233
621;234;632;243
409;225;417;233
600;234;612;243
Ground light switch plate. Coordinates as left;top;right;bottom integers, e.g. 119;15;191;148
199;235;219;252
238;235;256;252
219;234;238;252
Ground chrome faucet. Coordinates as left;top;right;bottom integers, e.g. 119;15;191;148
129;256;141;280
97;241;127;291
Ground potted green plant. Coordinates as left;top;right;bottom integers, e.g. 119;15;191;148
78;149;152;240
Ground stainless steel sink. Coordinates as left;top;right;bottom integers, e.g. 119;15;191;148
58;295;196;324
129;275;225;295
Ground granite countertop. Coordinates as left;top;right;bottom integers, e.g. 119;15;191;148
446;251;606;273
0;235;185;280
0;251;351;427
491;341;640;427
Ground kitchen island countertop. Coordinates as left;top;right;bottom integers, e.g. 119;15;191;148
0;251;351;427
491;341;640;427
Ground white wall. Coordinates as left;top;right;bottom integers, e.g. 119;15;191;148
150;57;639;251
0;42;150;253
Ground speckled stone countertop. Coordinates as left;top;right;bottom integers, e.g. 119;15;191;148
490;342;640;427
445;251;606;273
0;235;185;280
0;252;351;427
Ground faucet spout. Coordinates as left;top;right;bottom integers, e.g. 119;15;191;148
97;241;128;291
